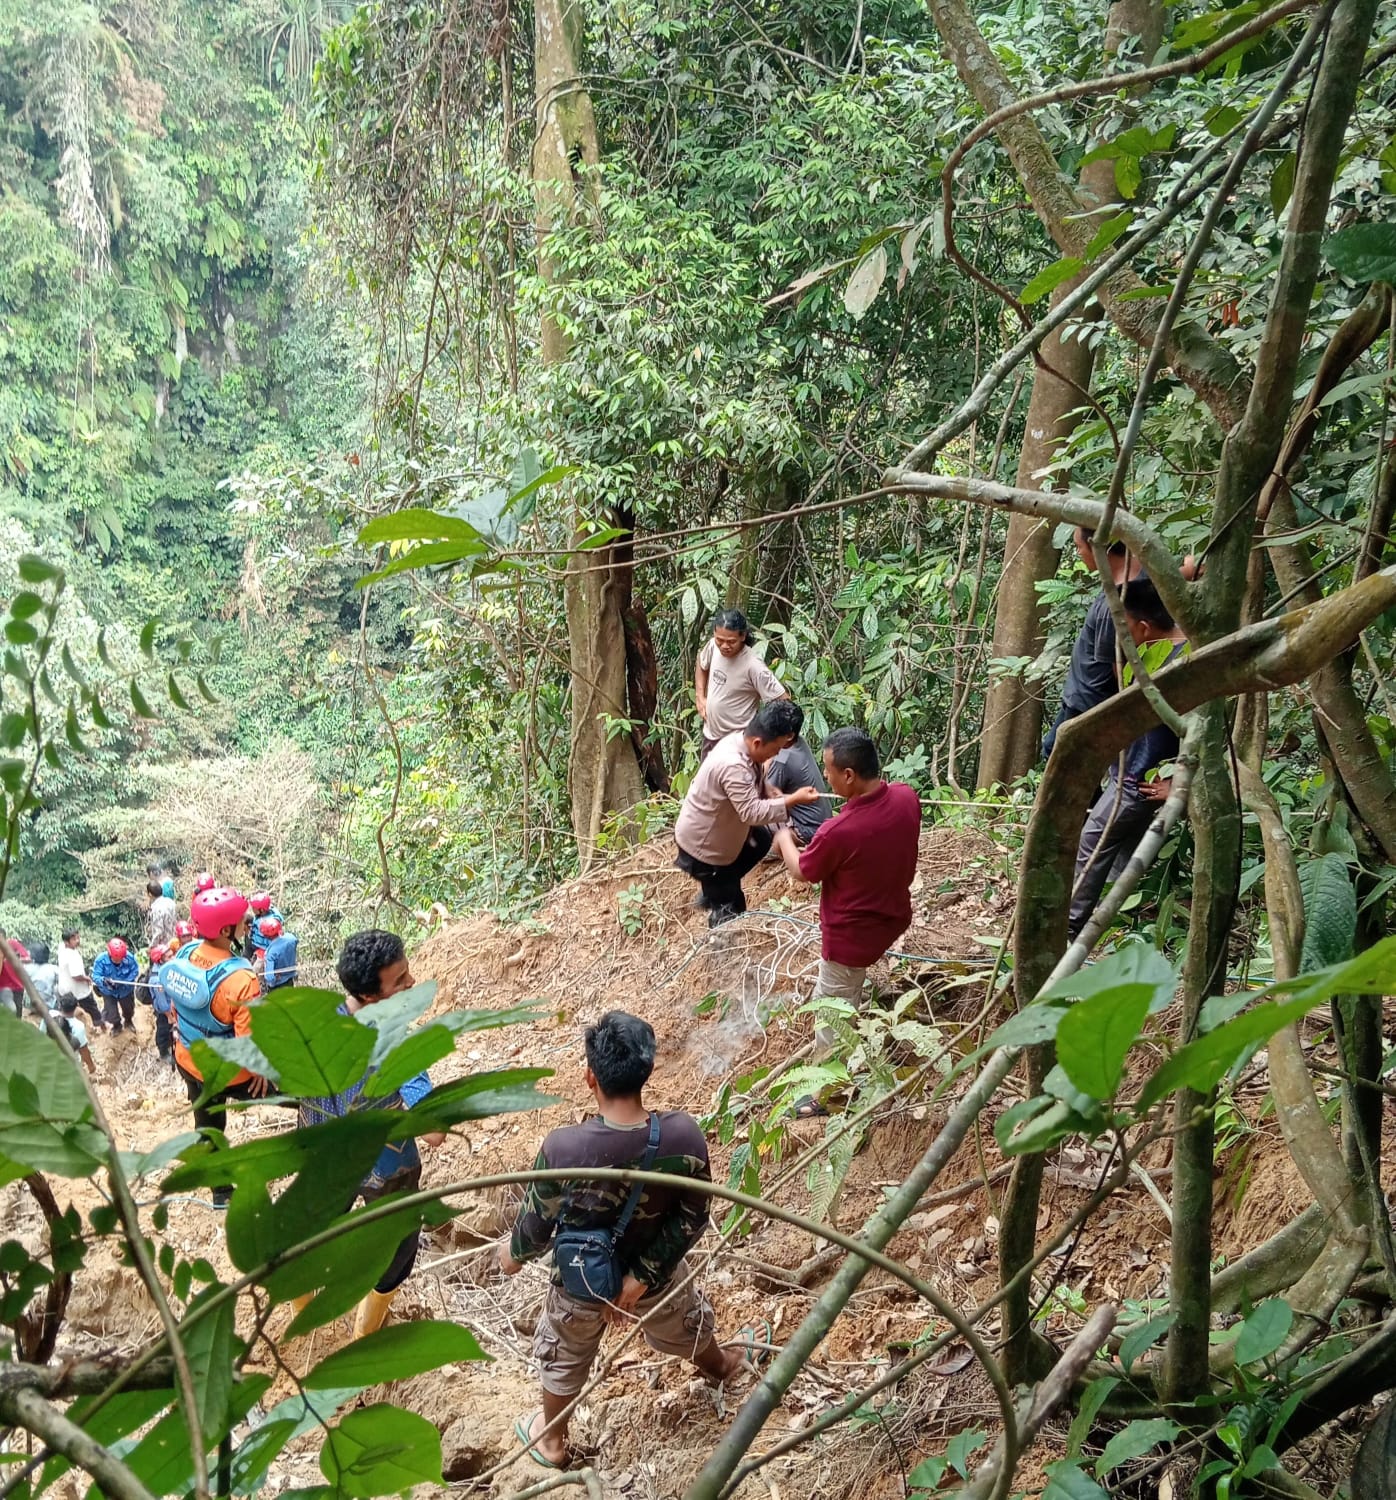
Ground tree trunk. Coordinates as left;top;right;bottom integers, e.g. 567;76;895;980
974;0;1164;790
534;0;646;862
615;510;669;794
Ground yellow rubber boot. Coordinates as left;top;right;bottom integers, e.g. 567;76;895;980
353;1287;396;1339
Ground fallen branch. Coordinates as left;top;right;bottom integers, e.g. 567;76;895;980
0;1387;157;1500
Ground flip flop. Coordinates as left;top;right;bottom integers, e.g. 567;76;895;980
728;1319;776;1370
513;1411;566;1470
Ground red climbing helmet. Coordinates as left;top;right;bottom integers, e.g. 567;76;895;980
257;916;283;940
191;887;251;941
249;891;273;916
174;920;197;942
193;871;216;894
107;938;128;964
150;943;170;964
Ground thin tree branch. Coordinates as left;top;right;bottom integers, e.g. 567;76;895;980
0;1386;157;1500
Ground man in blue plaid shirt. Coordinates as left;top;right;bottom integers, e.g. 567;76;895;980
299;929;445;1337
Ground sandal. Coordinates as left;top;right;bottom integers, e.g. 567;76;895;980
513;1410;567;1470
792;1095;829;1119
728;1319;776;1370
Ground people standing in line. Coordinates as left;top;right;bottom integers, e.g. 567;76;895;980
146;879;178;951
247;892;285;968
161;887;268;1209
498;1011;750;1470
0;929;31;1017
772;727;922;1083
147;862;177;903
1068;577;1188;938
57;929;103;1033
49;997;98;1076
24;943;58;1016
295;930;445;1337
92;938;140;1035
764;706;832;848
674;700;821;926
1042;529;1144;760
694;608;789;760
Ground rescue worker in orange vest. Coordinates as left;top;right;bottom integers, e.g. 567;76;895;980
162;886;269;1208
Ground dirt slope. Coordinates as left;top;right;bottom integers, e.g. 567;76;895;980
14;823;1325;1498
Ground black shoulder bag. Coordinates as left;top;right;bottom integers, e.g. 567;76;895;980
554;1112;660;1304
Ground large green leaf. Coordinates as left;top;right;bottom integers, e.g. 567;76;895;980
359;983;438;1068
249;987;375;1097
231;1387;364;1495
183;1289;236;1442
1042;1462;1111;1500
1234;1297;1293;1365
163;1109;396;1196
1094;1418;1179;1477
1326;222;1396;283
1298;853;1356;971
0;1013;106;1177
305;1320;488;1390
320;1404;443;1497
1056;984;1152;1100
357;539;487;588
357;509;483;545
118;1374;269;1496
369;1001;549;1097
1042;943;1176;1011
402;1067;557;1132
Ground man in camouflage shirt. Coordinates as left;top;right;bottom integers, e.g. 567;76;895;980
499;1011;747;1467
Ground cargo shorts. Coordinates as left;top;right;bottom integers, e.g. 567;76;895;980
533;1257;717;1397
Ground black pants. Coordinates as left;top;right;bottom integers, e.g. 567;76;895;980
1068;780;1155;937
358;1164;424;1294
675;827;773;924
101;991;136;1032
154;1010;174;1059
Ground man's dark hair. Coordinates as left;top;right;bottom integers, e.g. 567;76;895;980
1076;524;1128;559
824;726;880;780
1122;577;1174;632
61;927;79;943
58;995;78;1014
584;1011;656;1097
337;929;406;1000
146;879;163;899
146;863;163;879
711;607;753;645
747;698;802;742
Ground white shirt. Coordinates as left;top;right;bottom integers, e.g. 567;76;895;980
57;945;92;998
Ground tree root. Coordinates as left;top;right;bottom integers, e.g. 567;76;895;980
1210;1203;1328;1316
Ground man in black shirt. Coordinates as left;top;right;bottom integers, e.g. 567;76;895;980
1042;528;1145;759
765;706;831;847
498;1011;747;1467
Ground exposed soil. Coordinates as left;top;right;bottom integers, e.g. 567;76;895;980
13;822;1379;1498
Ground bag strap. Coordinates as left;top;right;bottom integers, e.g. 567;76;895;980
610;1112;661;1247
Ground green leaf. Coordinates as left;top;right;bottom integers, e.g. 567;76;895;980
248;987;376;1097
946;1428;987;1478
404;1068;557;1132
1270;152;1296;217
1022;257;1084;305
1067;1376;1118;1458
1085;212;1133;260
61;644;88;690
1327;222;1396;283
4;619;39;646
183;1289;236;1442
320;1403;442;1497
1115;155;1143;199
130;681;158;719
231;1388;364;1496
1043;942;1176;1009
97;628;115;671
1043;1461;1112;1500
1095;1418;1179;1476
1298;853;1356;971
577;526;629;550
8;592;44;620
196;673;219;704
844;244;888;320
357;539;487;587
17;555;63;586
89;691;114;730
139;619;158;659
1056;984;1151;1100
1119;1312;1173;1373
168;673;193;711
358;509;483;546
305;1321;488;1390
1234;1298;1293;1365
0;1013;106;1177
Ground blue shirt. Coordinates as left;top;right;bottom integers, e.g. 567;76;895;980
91;952;139;1001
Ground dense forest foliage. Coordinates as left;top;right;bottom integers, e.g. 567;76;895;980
8;0;1396;1494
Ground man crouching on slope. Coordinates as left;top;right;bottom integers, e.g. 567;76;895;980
497;1011;758;1469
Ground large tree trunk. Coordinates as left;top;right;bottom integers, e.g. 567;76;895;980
975;0;1163;790
534;0;646;862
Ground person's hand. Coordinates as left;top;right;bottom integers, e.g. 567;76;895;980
773;826;797;850
603;1273;649;1324
695;694;707;720
496;1241;522;1276
785;786;822;808
423;1130;447;1148
247;1073;272;1098
1139;776;1173;803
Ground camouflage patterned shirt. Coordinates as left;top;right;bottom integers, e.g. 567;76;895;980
510;1110;711;1290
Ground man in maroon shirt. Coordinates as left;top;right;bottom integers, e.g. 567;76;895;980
773;727;922;1024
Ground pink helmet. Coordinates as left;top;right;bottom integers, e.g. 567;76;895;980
191;887;251;941
249;891;273;916
257;916;283;939
174;920;197;942
107;938;128;964
150;943;170;964
193;871;216;894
